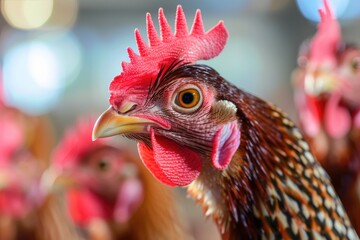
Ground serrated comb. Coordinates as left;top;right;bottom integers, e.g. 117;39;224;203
310;0;341;64
111;5;228;88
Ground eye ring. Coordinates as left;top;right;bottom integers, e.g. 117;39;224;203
172;85;203;113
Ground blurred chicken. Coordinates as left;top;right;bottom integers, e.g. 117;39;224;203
0;77;79;239
292;0;360;233
93;5;358;239
51;118;187;240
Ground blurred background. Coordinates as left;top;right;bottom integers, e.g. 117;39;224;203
1;0;360;239
2;0;360;132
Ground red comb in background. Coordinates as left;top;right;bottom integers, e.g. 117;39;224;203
310;0;341;64
52;118;111;169
113;5;228;86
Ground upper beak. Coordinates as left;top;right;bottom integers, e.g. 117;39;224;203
40;167;77;193
304;71;339;96
0;171;11;190
92;107;160;141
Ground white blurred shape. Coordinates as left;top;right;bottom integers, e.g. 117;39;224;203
296;0;349;22
2;31;82;115
1;0;54;30
28;43;60;90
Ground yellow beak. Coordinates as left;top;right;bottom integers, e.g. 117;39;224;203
92;107;159;141
304;71;339;96
40;167;77;193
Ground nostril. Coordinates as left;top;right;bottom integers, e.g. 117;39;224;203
119;102;138;114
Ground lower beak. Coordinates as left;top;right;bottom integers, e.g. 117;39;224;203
304;72;339;96
92;107;158;141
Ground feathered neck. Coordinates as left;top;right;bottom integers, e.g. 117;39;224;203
188;89;356;239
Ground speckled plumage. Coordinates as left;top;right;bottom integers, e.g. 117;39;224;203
180;65;359;239
292;0;360;234
93;5;359;239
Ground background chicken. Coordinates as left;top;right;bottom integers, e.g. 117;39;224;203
52;118;187;240
292;0;360;233
93;5;359;239
0;82;80;240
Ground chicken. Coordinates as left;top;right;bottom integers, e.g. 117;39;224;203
0;104;79;240
0;106;43;239
52;118;186;240
92;5;359;239
292;0;360;233
0;79;79;239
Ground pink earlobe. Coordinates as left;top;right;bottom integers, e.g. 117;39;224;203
211;121;240;169
114;178;144;224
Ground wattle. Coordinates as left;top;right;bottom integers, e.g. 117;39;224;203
137;129;202;187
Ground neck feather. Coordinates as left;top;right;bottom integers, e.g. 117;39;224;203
188;92;356;239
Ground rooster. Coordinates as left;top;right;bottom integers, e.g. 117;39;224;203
92;6;359;239
292;0;360;234
52;118;187;240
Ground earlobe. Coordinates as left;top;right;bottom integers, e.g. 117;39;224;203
211;120;240;169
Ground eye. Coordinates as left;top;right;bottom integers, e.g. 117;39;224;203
350;57;360;73
297;55;308;68
97;158;110;171
172;85;203;113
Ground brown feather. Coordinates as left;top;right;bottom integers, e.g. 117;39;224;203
179;64;358;239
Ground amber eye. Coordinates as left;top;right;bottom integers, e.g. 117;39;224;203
172;85;202;113
351;57;360;73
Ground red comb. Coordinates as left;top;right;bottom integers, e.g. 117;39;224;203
111;5;228;89
52;118;111;169
310;0;341;64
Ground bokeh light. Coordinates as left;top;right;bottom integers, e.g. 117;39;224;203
342;0;360;20
1;0;54;29
296;0;360;22
2;31;82;115
47;0;78;28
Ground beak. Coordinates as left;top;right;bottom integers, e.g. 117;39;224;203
304;71;339;96
40;167;77;193
92;107;161;141
0;171;10;190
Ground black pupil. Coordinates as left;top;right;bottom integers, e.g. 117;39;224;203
182;92;194;105
98;160;108;170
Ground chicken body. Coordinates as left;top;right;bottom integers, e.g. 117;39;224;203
93;5;359;239
0;105;76;240
293;0;360;233
52;118;186;240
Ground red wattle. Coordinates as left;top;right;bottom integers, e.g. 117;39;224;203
296;92;321;137
137;129;202;187
324;93;351;139
67;189;112;226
